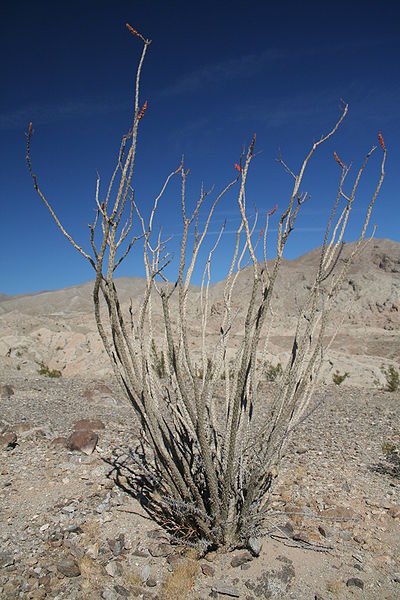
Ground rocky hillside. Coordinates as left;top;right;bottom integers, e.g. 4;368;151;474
0;238;399;386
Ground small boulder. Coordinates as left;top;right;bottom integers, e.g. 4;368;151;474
231;550;253;568
0;384;14;399
105;560;123;578
57;558;81;577
346;577;364;590
211;582;240;597
67;430;98;455
0;431;17;449
146;576;157;587
201;563;215;577
0;551;14;568
248;536;262;557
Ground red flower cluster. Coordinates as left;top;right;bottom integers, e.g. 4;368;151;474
234;163;241;173
137;100;148;121
334;151;345;168
268;203;278;217
126;23;142;38
378;131;386;151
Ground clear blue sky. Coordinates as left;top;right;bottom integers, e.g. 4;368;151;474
1;0;399;295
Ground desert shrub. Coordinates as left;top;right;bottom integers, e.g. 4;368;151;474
332;370;350;385
381;364;399;392
382;440;398;456
27;23;386;550
380;435;400;477
264;361;283;382
38;362;62;378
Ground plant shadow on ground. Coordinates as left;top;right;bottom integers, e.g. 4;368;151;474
370;453;400;479
102;445;212;551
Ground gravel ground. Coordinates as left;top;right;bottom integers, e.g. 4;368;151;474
0;367;399;599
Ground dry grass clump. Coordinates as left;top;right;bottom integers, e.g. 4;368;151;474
161;558;199;599
78;557;106;598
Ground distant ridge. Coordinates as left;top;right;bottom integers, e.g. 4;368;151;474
1;238;399;317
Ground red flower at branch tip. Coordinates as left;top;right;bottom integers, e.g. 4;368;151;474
334;150;344;168
268;203;278;217
126;23;142;38
28;122;33;134
259;227;264;238
378;131;386;151
175;163;183;174
234;163;241;173
137;100;148;121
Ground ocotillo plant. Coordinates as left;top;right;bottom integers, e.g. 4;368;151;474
26;24;386;551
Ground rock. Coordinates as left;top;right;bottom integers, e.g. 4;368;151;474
318;525;333;538
346;577;364;590
0;551;14;568
67;430;98;455
57;558;81;577
393;573;400;583
280;521;295;538
248;536;262;557
201;563;215;577
132;548;148;557
141;565;151;582
230;551;253;567
114;584;130;597
73;418;105;431
149;542;172;557
146;576;157;587
105;561;123;578
108;534;125;556
211;582;240;597
388;505;400;519
0;431;17;449
86;543;99;559
67;542;85;559
0;384;14;399
102;589;119;600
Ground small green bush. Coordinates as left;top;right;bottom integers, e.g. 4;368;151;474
381;364;399;392
38;362;62;378
382;441;398;456
264;361;283;382
332;370;350;385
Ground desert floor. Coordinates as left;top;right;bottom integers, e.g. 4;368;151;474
1;365;399;599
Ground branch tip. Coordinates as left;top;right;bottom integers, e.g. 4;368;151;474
126;23;142;38
333;151;345;169
268;203;278;217
378;131;386;151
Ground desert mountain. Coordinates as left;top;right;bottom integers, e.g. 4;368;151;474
1;238;399;386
